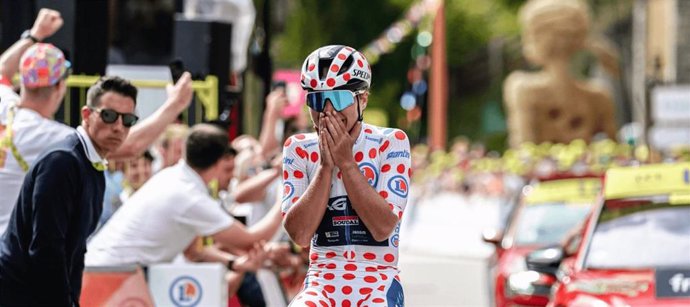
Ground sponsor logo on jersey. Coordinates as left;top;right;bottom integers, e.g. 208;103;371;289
388;175;409;198
365;136;383;144
359;162;379;187
327;196;348;211
282;182;294;202
352;230;367;235
304;141;318;148
386;150;410;160
390;234;400;247
283;157;294;165
169;276;202;307
325;231;340;238
333;216;359;226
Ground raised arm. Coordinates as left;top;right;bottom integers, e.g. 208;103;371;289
108;72;193;160
0;8;63;82
232;155;281;203
258;88;287;160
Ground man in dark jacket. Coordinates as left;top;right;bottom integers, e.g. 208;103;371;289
0;76;138;306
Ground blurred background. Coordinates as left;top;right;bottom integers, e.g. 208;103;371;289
2;1;690;306
0;0;650;151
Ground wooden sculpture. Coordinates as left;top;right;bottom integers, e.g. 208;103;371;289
503;0;617;147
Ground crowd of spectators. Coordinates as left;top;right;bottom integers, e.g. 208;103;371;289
410;136;690;200
0;7;312;306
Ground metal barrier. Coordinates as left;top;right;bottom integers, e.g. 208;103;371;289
63;75;218;125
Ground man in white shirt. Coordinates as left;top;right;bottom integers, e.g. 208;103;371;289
86;124;283;294
0;8;194;234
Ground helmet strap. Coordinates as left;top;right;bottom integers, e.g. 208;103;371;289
356;95;364;122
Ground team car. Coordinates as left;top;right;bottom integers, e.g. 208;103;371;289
526;163;690;307
483;177;601;307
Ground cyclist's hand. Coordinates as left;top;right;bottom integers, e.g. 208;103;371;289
323;111;358;170
318;113;334;170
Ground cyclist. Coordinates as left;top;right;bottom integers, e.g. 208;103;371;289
282;45;410;307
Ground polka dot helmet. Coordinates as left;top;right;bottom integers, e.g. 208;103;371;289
300;45;371;92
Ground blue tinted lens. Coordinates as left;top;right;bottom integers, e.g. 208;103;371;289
306;90;355;112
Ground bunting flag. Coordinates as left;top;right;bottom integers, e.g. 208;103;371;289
361;0;442;65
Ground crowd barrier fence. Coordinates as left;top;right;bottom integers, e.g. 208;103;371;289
62;74;219;126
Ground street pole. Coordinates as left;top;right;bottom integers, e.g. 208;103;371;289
632;0;647;144
429;0;448;151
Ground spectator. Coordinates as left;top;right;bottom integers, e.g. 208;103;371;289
119;150;154;203
151;123;189;173
0;8;194;235
85;124;284;297
0;76;139;305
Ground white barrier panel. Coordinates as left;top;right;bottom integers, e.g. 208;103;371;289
148;263;227;307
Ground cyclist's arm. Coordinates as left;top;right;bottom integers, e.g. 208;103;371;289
282;135;332;247
338;129;410;242
340;161;397;241
374;130;411;222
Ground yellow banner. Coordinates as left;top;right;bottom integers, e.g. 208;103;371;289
524;178;601;205
604;163;690;199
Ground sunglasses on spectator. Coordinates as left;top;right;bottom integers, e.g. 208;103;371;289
90;108;139;127
306;90;364;112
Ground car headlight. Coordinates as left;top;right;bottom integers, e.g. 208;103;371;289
506;270;555;297
507;271;541;295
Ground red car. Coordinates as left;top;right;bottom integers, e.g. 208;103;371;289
484;177;601;307
527;163;690;307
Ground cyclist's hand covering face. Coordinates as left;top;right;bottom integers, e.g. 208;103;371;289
318;113;335;170
310;95;360;135
322;110;361;170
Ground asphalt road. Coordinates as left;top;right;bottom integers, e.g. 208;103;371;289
398;191;508;307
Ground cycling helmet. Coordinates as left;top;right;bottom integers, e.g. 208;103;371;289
300;45;371;92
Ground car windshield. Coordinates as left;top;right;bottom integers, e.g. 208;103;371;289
585;198;690;269
513;202;591;246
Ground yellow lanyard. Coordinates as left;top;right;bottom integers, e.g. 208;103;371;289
0;106;29;172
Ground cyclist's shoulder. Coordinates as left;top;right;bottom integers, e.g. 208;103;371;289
283;132;318;149
363;123;408;142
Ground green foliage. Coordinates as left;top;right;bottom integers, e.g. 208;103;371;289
445;0;520;67
274;0;415;117
272;0;521;151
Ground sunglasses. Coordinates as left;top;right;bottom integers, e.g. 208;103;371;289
91;108;139;127
306;90;364;112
